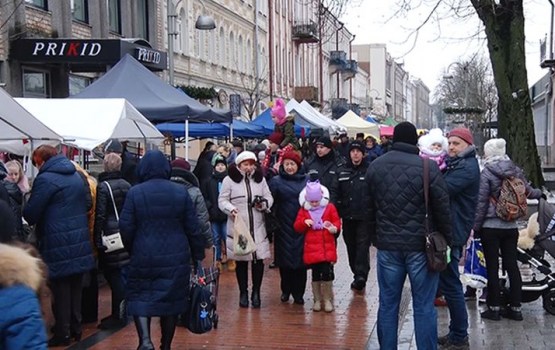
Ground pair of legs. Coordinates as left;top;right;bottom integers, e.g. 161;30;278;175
49;273;85;345
236;259;264;308
310;262;334;312
377;250;439;349
100;266;127;329
279;266;307;303
134;315;177;350
211;221;227;261
342;220;370;289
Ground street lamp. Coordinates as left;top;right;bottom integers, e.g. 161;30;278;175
167;0;215;86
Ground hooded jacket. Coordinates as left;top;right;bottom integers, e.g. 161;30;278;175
119;150;205;316
0;243;47;349
23;155;94;278
201;170;228;222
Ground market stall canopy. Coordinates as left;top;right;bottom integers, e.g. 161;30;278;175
285;99;344;134
382;116;398;126
299;100;346;134
15;98;164;151
72;54;232;123
251;108;312;136
380;125;395;137
336;110;380;139
0;87;63;155
157;119;266;138
365;115;380;124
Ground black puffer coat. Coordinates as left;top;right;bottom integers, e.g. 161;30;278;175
269;167;307;269
193;150;216;189
94;171;131;268
201;170;228;223
365;142;452;251
2;181;23;240
305;150;345;203
333;158;370;220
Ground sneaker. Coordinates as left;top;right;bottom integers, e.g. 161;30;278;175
500;307;523;321
480;308;501;321
350;277;366;291
438;336;469;350
437;334;450;345
434;296;448;307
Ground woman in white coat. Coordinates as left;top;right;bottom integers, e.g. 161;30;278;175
218;151;273;308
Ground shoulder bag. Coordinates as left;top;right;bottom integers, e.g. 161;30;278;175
423;159;449;272
102;181;125;253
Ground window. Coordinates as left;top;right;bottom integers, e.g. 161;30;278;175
23;70;50;98
72;0;88;22
137;0;149;39
208;31;215;63
229;32;235;69
246;39;252;74
219;28;225;66
200;31;206;60
108;0;121;34
25;0;47;10
180;8;188;55
238;35;244;72
69;74;92;96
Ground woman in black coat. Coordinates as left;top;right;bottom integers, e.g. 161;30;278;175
268;151;308;304
94;153;131;330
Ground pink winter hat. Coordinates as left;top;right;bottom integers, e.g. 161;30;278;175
305;180;323;202
271;98;286;125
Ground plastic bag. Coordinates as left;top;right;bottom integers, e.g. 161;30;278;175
461;238;488;289
233;215;256;256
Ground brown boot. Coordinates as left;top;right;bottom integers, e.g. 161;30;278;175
311;282;322;312
321;281;334;312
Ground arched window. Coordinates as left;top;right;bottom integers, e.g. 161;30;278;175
238;35;244;72
208;30;215;63
246;39;252;75
219;27;226;67
200;30;206;60
179;7;188;55
229;31;235;69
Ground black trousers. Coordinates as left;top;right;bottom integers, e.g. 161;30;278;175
311;262;334;282
342;219;370;281
279;267;307;299
81;268;98;323
50;273;85;337
481;227;521;308
103;267;126;319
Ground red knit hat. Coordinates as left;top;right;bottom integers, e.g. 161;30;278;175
448;127;474;145
268;132;284;145
171;158;191;171
282;151;302;168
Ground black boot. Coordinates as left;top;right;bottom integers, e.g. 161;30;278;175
236;261;249;308
160;315;178;350
251;260;264;308
134;316;154;350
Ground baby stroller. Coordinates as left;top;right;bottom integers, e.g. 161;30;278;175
501;198;555;315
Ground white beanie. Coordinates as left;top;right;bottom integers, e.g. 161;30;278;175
418;128;447;152
235;151;257;165
484;138;506;158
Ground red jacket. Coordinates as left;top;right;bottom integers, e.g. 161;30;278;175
294;203;341;265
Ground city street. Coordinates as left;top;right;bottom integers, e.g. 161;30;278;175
57;239;553;350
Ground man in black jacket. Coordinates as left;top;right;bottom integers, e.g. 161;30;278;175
333;141;371;291
304;136;345;203
365;122;452;349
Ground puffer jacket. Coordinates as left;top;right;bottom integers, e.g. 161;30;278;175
94;171;131;269
0;243;47;349
170;168;213;247
23;155;94;279
119;150;205;317
218;164;273;261
268;167;307;269
443;146;481;246
474;156;542;230
333;158;371;220
201;170;228;223
2;180;23;240
305;150;345;203
365;142;452;251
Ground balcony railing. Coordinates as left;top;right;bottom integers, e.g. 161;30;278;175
330;97;349;119
342;60;358;80
294;86;319;102
292;21;319;43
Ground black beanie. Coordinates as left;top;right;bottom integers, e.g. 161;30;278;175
349;141;366;154
316;136;333;149
393;122;418;145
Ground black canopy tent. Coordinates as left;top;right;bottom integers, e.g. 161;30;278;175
72;54;232;124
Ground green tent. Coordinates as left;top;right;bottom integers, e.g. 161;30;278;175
382;116;398;126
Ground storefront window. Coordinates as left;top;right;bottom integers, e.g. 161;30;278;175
25;0;47;10
137;0;149;39
23;70;50;98
72;0;88;23
108;0;121;34
69;74;92;96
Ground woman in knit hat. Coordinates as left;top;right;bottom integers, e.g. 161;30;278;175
218;151;274;308
473;138;542;322
293;180;341;313
268;151;308;305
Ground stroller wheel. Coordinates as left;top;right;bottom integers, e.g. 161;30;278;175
543;290;555;315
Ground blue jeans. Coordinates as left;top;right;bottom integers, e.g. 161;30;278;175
439;246;468;344
211;221;227;260
377;250;439;350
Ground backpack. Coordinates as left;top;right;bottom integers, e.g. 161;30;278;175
493;176;527;221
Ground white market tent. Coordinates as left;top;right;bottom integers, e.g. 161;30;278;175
0;87;63;155
336;110;380;139
15;98;164;151
286;99;345;134
299;100;346;134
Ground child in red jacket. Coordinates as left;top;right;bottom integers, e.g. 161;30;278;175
294;180;341;312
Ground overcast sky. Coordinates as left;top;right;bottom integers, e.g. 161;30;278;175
342;0;551;96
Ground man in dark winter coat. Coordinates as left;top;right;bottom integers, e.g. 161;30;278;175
365;122;452;350
193;141;217;190
437;127;480;350
105;138;138;185
332;141;371;291
305;136;345;203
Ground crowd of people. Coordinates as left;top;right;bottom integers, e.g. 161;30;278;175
0;107;544;349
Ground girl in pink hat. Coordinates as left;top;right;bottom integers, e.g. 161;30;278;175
271;98;298;152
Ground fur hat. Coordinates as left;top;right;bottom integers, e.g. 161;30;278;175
518;212;539;250
349;141;366;154
268;132;285;145
448;127;474;145
419;128;448;151
484;138;506;158
235;151;257;166
282;151;302;168
105;138;123;154
393;122;418;145
271;98;287;125
316;136;333;149
171;158;191;171
305;180;323;202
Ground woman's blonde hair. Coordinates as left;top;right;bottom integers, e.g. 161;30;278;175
104;153;122;172
5;160;23;182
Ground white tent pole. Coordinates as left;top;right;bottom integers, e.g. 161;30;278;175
185;120;189;161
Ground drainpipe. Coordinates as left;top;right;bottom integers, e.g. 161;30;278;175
268;0;274;101
546;0;554;164
336;23;344;99
319;1;324;104
349;34;355;104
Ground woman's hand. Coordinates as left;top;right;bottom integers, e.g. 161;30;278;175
230;209;238;220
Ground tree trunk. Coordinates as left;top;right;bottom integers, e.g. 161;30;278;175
471;0;544;186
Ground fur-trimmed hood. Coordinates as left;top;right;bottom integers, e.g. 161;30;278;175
0;243;43;292
227;164;264;183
